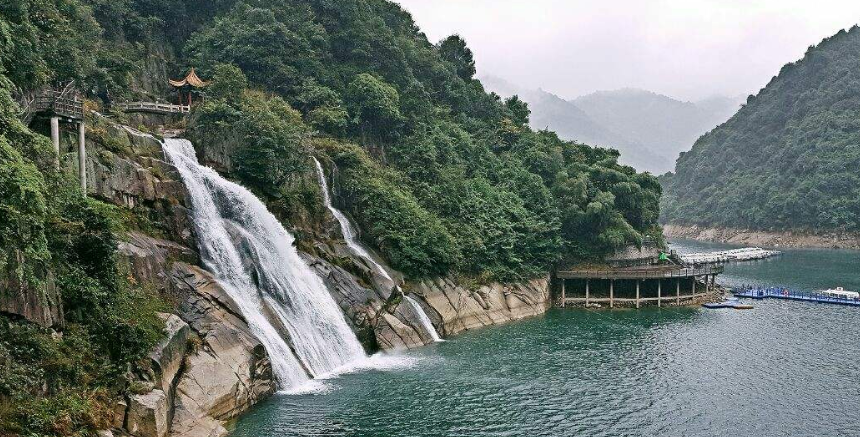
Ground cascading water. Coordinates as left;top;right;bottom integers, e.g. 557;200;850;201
312;157;442;342
403;295;443;342
163;139;366;390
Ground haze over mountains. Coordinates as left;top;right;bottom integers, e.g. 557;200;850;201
482;76;742;174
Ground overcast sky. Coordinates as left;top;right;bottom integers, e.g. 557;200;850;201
394;0;860;101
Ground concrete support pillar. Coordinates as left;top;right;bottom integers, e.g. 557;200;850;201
676;280;680;305
585;279;590;306
50;116;60;167
635;280;640;309
78;122;86;195
658;280;662;308
610;280;614;308
560;279;566;308
706;274;710;294
692;277;696;296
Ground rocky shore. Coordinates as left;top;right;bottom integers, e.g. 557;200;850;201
663;224;860;250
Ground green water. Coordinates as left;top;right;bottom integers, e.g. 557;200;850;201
233;240;860;437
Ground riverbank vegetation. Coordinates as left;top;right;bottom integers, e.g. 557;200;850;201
662;26;860;232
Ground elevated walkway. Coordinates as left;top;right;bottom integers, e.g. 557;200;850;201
557;264;723;308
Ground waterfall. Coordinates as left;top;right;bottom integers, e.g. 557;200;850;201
403;295;443;342
312;157;393;283
312;157;442;342
163;139;366;390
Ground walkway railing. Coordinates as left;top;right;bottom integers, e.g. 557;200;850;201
557;264;723;280
735;287;860;307
15;83;84;124
114;101;190;115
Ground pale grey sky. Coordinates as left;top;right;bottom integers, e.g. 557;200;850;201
395;0;860;101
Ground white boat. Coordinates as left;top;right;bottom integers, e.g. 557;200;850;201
820;287;860;300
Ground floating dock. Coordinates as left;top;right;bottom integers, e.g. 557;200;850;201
680;247;780;265
734;287;860;307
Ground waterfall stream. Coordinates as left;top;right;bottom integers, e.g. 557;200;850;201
163;139;366;390
312;157;442;342
403;295;443;342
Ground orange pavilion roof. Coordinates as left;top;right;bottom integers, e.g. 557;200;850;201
169;68;209;88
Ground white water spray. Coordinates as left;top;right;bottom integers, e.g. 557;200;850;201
163;139;366;390
312;157;442;342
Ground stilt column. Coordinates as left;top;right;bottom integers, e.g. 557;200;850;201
50;116;60;167
560;279;566;308
585;279;590;306
676;280;680;305
78;122;86;195
657;280;662;308
610;280;614;308
636;280;640;309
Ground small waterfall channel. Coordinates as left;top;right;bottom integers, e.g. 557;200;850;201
162;139;367;390
312;157;442;342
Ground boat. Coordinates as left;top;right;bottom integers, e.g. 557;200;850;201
820;287;859;300
702;297;754;310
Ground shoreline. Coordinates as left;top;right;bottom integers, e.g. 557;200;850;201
663;224;860;250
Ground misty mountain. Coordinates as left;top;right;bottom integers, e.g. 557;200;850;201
481;76;742;174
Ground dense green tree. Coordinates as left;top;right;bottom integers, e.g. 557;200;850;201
437;35;476;81
344;73;403;144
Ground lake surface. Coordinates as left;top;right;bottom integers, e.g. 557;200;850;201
233;240;860;437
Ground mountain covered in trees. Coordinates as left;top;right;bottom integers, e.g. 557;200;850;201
0;0;662;432
661;26;860;232
482;76;741;174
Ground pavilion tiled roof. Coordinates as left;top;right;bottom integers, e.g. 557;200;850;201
169;68;209;88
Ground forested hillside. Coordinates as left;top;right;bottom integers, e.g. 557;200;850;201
1;0;661;433
662;27;860;232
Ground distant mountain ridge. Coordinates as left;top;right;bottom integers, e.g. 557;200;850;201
481;76;741;174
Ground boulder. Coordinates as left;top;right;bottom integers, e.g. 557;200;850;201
168;263;276;437
375;312;424;350
149;313;191;393
127;389;168;437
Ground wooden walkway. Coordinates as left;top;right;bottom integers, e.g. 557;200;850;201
114;101;190;115
16;83;84;125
